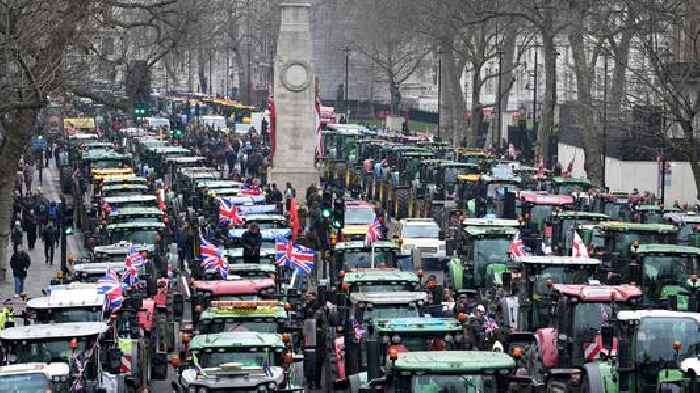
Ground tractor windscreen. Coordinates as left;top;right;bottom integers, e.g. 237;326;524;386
574;302;613;338
413;374;498;393
0;373;50;393
636;317;700;380
642;255;696;299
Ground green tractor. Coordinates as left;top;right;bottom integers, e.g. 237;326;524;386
629;243;700;310
361;351;524;393
447;218;521;294
581;310;700;393
634;204;680;224
588;222;677;280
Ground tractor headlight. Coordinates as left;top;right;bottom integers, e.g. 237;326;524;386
198;387;208;393
188;386;197;393
391;335;401;344
258;384;268;392
382;335;390;344
268;382;277;390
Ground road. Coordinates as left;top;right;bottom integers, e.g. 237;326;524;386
0;160;83;301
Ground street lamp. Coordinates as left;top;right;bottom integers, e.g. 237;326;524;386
343;47;350;121
437;45;442;140
602;48;609;189
497;46;504;149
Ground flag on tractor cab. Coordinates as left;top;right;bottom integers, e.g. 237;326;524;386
122;245;145;287
218;197;244;226
508;232;528;259
289;197;300;242
98;268;123;311
365;217;382;246
275;237;315;276
571;231;589;258
200;238;229;280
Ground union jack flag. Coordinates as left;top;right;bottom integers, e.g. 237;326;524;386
98;268;123;311
200;238;228;280
275;238;292;267
275;238;315;275
365;217;382;246
218;197;244;226
122;245;145;287
508;232;528;259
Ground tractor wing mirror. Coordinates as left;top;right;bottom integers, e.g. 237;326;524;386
601;324;614;350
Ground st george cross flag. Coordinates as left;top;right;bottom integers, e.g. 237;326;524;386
365;217;382;246
200;238;229;280
508;232;528;259
218;197;244;226
98;268;124;311
571;231;589;258
123;245;145;287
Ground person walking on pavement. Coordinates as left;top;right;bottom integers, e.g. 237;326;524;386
10;244;31;297
241;223;262;264
42;223;57;264
12;221;23;254
23;162;34;196
23;209;37;250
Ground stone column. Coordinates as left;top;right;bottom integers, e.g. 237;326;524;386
268;2;320;203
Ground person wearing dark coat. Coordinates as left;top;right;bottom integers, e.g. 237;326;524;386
10;244;31;297
23;209;37;250
241;223;262;264
42;223;57;264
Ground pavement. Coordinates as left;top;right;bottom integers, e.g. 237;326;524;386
0;160;83;301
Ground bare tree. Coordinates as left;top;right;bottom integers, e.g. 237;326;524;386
624;0;700;198
342;0;431;115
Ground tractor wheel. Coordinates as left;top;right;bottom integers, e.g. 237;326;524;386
394;188;410;220
581;364;607;393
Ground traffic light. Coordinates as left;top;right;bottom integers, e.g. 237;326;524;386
321;207;332;219
332;200;344;229
170;128;183;139
134;102;147;119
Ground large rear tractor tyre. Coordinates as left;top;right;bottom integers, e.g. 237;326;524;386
394;188;410;220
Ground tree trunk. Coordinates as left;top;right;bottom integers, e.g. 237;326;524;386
569;16;602;185
0;109;36;281
498;29;518;146
608;30;632;117
390;82;401;116
438;47;451;143
448;55;467;146
540;31;556;166
197;47;208;94
470;66;483;147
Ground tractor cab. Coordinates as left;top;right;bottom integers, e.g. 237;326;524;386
101;195;158;212
630;244;700;310
340;270;420;295
81;150;131;173
551;177;591;195
635;204;680;224
613;310;700;393
518;192;575;233
367;351;517;393
244;214;288;230
507;256;601;332
592;222;677;277
196;300;291;335
598;192;640;221
100;183;150;198
69;262;127;283
174;332;302;393
0;362;70;393
330;241;401;286
0;322;109;390
344;318;465;393
104;221;165;248
25;287;107;324
227;228;291;252
550;211;608;256
518;284;642;389
665;212;700;245
449;218;521;293
329;292;427;388
457;148;491;165
108;207;164;225
341;201;377;242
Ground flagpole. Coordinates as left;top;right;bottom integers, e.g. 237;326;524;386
371;243;375;268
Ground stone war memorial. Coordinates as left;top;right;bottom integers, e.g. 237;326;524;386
268;1;320;203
